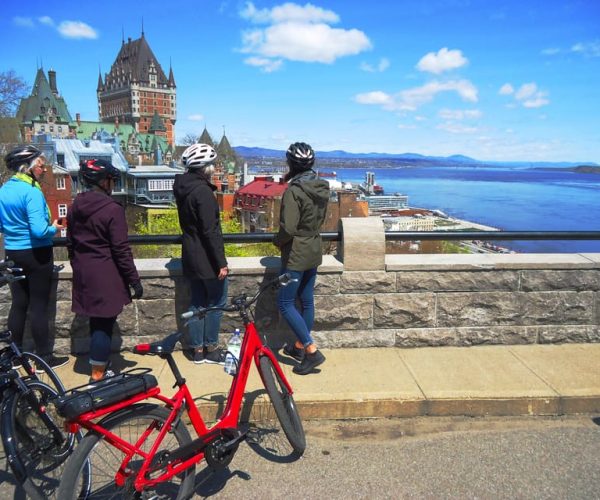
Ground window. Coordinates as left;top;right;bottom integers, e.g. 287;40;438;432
60;228;67;237
148;179;174;191
56;177;66;190
58;204;68;217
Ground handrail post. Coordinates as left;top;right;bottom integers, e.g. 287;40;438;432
339;217;385;271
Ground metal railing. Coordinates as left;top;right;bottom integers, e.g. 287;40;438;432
52;230;600;247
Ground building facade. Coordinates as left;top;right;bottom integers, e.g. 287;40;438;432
97;32;176;146
16;68;76;142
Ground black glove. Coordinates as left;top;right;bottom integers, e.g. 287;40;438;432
130;281;143;299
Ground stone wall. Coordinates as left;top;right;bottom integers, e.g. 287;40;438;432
1;218;599;354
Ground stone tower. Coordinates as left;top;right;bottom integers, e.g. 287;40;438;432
97;31;176;145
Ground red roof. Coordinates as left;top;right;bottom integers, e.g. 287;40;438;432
237;178;288;198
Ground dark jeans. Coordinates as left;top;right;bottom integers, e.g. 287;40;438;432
277;267;317;347
5;246;54;356
187;278;228;349
89;316;116;366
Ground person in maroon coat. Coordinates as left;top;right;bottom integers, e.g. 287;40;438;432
67;159;143;381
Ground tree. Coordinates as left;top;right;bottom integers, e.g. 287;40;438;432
132;207;279;259
0;70;29;117
179;133;198;146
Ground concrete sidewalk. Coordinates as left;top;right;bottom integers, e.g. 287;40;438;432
53;343;600;420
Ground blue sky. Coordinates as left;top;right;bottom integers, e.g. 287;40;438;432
3;0;600;162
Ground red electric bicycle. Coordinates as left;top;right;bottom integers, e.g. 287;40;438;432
56;273;305;499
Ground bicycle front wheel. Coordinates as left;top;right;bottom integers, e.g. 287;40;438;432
259;355;306;455
58;404;195;500
2;380;79;499
18;352;65;394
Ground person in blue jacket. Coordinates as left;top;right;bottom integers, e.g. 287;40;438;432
0;145;68;369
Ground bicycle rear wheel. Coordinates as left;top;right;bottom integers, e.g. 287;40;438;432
2;380;80;499
259;355;306;455
58;404;195;500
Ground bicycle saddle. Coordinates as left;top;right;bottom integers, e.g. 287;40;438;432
0;330;12;343
133;332;182;355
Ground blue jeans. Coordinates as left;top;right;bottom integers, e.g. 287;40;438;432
277;268;317;347
89;316;116;366
188;278;228;349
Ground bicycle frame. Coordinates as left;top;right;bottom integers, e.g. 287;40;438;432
68;307;295;492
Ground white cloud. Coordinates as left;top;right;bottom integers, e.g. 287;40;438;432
416;47;468;74
58;21;98;39
515;82;537;100
360;58;390;73
399;80;478;110
187;114;205;121
438;108;482;120
244;56;283;72
541;47;560;56
239;2;371;70
38;16;54;26
242;22;370;64
13;17;34;27
14;15;98;39
571;40;600;57
355;79;478;112
501;82;549;109
397;123;416;129
354;91;393;106
514;82;549;108
437;122;478;134
241;2;339;24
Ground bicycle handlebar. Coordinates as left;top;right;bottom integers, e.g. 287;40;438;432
181;272;296;320
0;260;25;286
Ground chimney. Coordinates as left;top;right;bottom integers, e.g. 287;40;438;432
48;69;58;96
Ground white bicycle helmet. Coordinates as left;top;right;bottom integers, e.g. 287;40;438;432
181;143;217;169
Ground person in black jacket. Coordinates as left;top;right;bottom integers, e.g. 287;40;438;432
67;159;143;382
173;144;228;364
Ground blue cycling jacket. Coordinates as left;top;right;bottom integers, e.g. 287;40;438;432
0;176;56;250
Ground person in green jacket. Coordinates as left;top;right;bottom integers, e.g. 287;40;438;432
274;142;330;375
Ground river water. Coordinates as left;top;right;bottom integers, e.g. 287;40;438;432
319;166;600;253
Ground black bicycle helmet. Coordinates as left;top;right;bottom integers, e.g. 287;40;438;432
80;159;120;186
4;145;42;171
286;142;315;170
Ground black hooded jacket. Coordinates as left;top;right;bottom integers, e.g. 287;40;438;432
173;170;227;279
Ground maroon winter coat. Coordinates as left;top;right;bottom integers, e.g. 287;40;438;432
66;191;139;318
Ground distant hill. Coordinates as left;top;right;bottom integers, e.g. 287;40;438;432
233;146;596;168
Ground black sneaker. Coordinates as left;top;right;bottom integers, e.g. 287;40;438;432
193;349;205;364
37;354;69;372
293;350;325;375
283;344;304;361
204;347;225;365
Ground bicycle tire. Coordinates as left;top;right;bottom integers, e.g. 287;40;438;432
259;355;306;455
18;352;65;395
1;380;81;499
58;404;195;500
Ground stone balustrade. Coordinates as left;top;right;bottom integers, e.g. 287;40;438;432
1;217;599;354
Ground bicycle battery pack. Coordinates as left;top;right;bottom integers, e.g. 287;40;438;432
54;368;157;420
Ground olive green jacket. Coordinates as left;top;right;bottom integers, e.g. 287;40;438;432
273;170;330;271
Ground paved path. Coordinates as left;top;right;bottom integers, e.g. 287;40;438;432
54;343;600;419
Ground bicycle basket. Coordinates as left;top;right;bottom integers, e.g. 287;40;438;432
53;368;157;420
